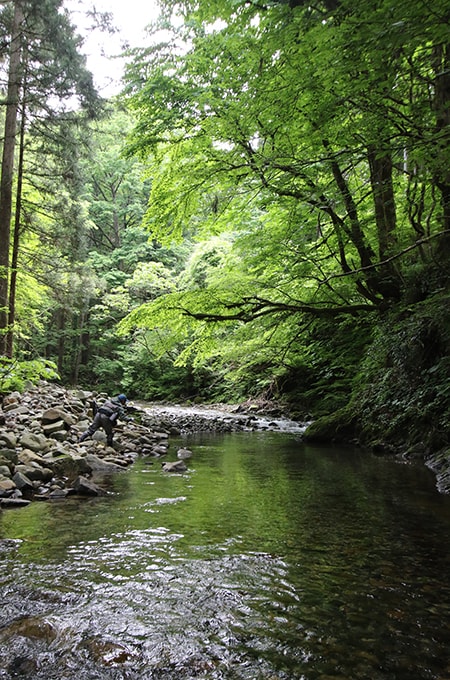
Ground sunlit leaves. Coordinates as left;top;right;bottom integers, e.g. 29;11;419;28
115;0;450;402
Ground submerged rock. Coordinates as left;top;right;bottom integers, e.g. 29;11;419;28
162;460;188;473
177;447;193;459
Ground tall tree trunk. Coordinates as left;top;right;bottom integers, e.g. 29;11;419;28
367;146;397;259
0;0;23;356
322;139;376;271
6;88;27;358
73;310;87;385
432;41;450;248
367;145;401;302
57;308;66;376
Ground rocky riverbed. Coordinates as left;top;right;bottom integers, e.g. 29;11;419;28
0;382;307;509
139;401;308;435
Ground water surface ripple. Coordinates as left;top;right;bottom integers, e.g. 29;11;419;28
1;430;450;679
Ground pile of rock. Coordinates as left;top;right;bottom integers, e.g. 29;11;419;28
0;382;174;509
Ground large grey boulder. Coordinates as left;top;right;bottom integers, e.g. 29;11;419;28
0;432;17;449
12;470;34;491
19;431;49;453
73;476;106;496
84;454;125;472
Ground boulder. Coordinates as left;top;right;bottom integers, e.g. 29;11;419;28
3;404;29;415
177;447;193;459
152;445;169;456
19;431;49;453
46;453;92;477
42;420;66;435
0;448;18;465
0;497;31;508
15;464;53;483
12;470;34;491
18;449;48;466
84;454;125;472
41;408;76;427
50;430;69;442
48;488;70;499
73;476;106;496
68;389;92;401
0;477;16;495
104;457;130;467
0;432;17;449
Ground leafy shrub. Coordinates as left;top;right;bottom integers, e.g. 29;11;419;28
0;358;59;395
353;293;450;451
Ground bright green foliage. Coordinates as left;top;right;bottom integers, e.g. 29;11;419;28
118;0;450;408
0;357;59;394
1;0;448;426
0;0;102;362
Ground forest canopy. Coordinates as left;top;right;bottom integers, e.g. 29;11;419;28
0;0;449;452
118;0;450;402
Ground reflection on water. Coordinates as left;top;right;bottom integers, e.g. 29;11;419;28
1;432;450;679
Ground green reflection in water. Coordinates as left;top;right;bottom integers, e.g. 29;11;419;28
1;431;444;566
1;431;450;679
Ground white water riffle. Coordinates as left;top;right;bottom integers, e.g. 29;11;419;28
136;402;311;434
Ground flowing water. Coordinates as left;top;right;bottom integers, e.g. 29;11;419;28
1;428;450;679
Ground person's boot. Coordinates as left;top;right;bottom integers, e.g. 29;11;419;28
78;432;89;443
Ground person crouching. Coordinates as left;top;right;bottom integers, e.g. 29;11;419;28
79;394;132;447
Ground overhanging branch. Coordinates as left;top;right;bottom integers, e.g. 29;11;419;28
177;295;376;323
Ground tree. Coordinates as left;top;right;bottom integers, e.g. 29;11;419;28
124;0;449;289
0;0;23;355
0;0;100;357
118;0;450;401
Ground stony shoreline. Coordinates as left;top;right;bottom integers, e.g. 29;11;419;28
3;381;446;508
0;382;304;509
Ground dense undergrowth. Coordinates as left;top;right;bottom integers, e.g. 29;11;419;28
303;265;450;457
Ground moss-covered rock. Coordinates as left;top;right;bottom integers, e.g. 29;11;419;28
303;404;357;443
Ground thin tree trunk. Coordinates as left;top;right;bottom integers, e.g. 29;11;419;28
57;308;65;376
367;145;401;301
432;41;450;246
72;310;86;385
6;87;27;358
0;0;23;355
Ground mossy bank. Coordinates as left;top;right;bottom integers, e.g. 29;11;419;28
303;289;450;492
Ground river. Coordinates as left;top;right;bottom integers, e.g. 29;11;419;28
1;420;450;679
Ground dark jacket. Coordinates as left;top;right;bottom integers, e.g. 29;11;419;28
97;398;128;422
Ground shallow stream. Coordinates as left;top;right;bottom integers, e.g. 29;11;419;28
1;426;450;679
